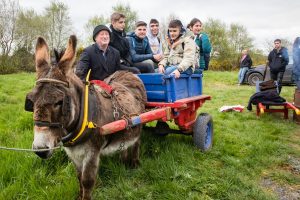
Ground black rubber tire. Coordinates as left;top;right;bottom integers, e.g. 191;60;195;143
247;73;263;86
193;113;213;151
154;121;169;137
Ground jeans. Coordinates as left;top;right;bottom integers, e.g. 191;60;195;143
270;71;285;94
133;59;155;73
238;67;248;84
164;65;193;76
120;64;140;74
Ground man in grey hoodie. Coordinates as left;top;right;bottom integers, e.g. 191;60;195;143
147;19;163;57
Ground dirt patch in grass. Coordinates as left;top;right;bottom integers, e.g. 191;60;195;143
283;156;300;175
261;130;300;200
261;177;300;200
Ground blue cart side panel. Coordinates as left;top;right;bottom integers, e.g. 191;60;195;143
137;73;203;102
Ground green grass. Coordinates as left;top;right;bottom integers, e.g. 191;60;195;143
0;72;299;200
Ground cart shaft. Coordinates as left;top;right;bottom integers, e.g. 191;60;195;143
100;107;171;135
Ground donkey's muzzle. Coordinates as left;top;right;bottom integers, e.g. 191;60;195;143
33;146;53;159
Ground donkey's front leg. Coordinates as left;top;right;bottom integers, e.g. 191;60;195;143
81;151;100;200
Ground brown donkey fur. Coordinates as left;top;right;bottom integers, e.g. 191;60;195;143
28;35;146;200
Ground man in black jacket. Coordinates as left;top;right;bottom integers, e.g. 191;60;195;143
109;12;140;74
268;39;289;93
76;25;121;81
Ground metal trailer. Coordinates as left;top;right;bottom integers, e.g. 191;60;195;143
100;73;213;151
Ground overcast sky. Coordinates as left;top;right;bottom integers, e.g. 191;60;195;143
19;0;299;50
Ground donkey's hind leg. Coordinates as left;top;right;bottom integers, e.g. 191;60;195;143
121;127;141;168
130;136;141;168
121;137;141;168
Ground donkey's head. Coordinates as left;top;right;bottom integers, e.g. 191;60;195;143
26;35;78;159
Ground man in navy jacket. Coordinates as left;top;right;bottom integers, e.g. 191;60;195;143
76;25;121;81
127;21;162;73
268;39;289;94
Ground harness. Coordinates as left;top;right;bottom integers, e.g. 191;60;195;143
33;70;98;146
30;70;129;147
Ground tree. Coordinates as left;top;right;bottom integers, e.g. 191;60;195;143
204;18;234;70
84;15;108;43
227;23;253;68
112;3;137;32
15;9;47;52
160;13;180;38
228;23;253;53
265;38;292;54
44;0;73;50
83;3;137;45
0;0;20;55
204;18;257;70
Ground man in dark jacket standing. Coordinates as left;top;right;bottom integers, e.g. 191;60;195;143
76;25;121;81
109;12;140;74
268;39;289;93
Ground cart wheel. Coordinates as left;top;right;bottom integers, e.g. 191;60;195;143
193;113;213;151
154;121;169;137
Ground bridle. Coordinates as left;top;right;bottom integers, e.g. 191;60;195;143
33;78;70;129
31;70;97;146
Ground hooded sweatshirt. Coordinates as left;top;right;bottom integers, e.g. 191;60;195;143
146;31;163;55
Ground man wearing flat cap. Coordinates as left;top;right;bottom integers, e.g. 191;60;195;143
76;24;121;81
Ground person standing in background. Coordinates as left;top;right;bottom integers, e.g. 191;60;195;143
238;49;252;85
268;39;289;94
292;37;300;90
188;18;212;71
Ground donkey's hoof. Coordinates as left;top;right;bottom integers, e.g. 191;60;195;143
130;159;140;169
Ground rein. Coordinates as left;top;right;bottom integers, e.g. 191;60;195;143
0;145;62;152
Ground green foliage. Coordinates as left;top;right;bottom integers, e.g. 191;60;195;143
0;55;18;74
204;18;255;70
112;3;138;32
83;2;138;45
0;48;34;74
44;0;72;50
0;72;299;199
16;9;48;52
0;0;20;56
11;47;35;72
84;15;109;43
250;49;267;66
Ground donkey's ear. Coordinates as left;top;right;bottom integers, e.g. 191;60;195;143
58;35;77;74
35;37;50;73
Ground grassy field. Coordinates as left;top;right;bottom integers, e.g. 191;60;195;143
0;71;299;200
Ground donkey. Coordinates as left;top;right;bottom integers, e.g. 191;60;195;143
25;35;146;200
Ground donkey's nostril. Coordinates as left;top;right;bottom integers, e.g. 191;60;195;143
35;150;51;159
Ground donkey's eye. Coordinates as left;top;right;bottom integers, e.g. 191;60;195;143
54;100;63;107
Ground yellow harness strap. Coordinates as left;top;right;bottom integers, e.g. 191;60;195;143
70;69;96;144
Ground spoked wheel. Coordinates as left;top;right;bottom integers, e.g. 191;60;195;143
193;113;213;151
